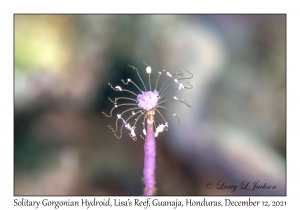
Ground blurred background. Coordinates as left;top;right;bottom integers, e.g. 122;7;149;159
14;14;285;195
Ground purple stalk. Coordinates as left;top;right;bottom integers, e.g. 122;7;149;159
143;122;156;196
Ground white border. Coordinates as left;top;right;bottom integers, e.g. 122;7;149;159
1;0;297;209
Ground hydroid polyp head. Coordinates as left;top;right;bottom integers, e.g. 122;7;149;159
137;90;159;111
102;62;193;141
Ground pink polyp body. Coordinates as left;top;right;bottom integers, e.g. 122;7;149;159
143;122;156;196
137;91;159;111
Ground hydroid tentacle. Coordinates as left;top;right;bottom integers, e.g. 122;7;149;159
157;105;180;125
129;65;147;91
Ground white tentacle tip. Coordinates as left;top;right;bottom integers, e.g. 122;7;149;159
115;86;122;91
154;123;168;137
130;129;136;138
166;72;172;77
146;66;152;74
178;83;184;90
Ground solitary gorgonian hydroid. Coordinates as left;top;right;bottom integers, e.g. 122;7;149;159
102;62;193;195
